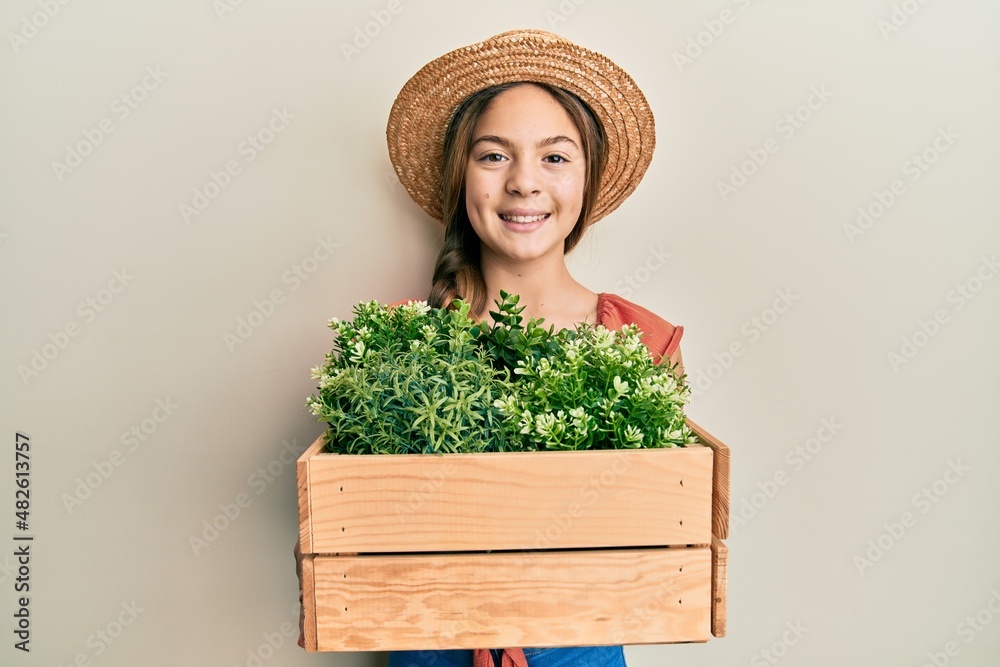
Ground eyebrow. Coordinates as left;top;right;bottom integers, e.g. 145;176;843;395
471;134;581;152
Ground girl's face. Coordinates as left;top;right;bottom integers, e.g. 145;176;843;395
464;84;586;270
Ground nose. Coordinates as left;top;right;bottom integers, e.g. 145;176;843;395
505;158;541;197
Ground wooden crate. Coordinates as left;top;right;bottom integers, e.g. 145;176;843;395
297;417;729;652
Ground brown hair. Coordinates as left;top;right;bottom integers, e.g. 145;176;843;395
427;81;607;314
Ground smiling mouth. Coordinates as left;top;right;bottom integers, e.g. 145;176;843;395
498;213;550;223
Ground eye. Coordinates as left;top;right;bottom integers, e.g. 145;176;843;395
544;154;569;164
478;152;506;163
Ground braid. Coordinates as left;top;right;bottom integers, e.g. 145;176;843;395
427;83;512;314
428;218;486;313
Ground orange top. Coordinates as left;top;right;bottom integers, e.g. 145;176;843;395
596;292;684;362
389;292;683;362
475;647;527;667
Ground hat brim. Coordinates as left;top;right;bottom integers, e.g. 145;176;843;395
386;29;655;224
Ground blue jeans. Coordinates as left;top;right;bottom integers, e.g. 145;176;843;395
387;646;626;667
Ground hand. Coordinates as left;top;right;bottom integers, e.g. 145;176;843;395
294;538;305;648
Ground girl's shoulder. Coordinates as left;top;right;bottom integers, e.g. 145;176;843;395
596;292;684;359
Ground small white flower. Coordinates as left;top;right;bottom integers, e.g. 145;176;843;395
319;371;341;389
594;328;615;349
493;395;518;414
403;300;430;316
568;406;591;433
349;339;366;363
624;424;644;445
518;410;534;435
534;412;556;431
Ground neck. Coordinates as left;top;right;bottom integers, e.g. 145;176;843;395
477;254;598;331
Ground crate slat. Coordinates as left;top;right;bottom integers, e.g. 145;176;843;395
300;552;317;652
711;535;728;638
296;436;327;554
309;547;712;651
686;418;730;540
299;440;713;553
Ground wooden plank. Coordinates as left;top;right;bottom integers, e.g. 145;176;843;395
300;553;317;652
296;434;327;554
310;547;712;652
686;418;730;540
301;443;713;554
710;536;728;638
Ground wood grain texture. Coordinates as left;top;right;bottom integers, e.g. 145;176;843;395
296;435;326;554
300;553;317;652
686;418;730;540
711;535;728;638
311;547;712;651
301;440;714;554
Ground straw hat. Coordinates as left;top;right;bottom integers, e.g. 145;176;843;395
386;28;655;224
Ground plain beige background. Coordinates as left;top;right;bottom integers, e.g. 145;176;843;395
2;1;999;665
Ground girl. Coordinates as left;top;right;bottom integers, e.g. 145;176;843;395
298;29;685;667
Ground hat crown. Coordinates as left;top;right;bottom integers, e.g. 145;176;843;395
387;29;655;224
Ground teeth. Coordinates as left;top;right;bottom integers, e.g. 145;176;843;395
500;213;548;223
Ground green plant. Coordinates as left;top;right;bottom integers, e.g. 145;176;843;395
306;292;696;454
306;299;505;454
